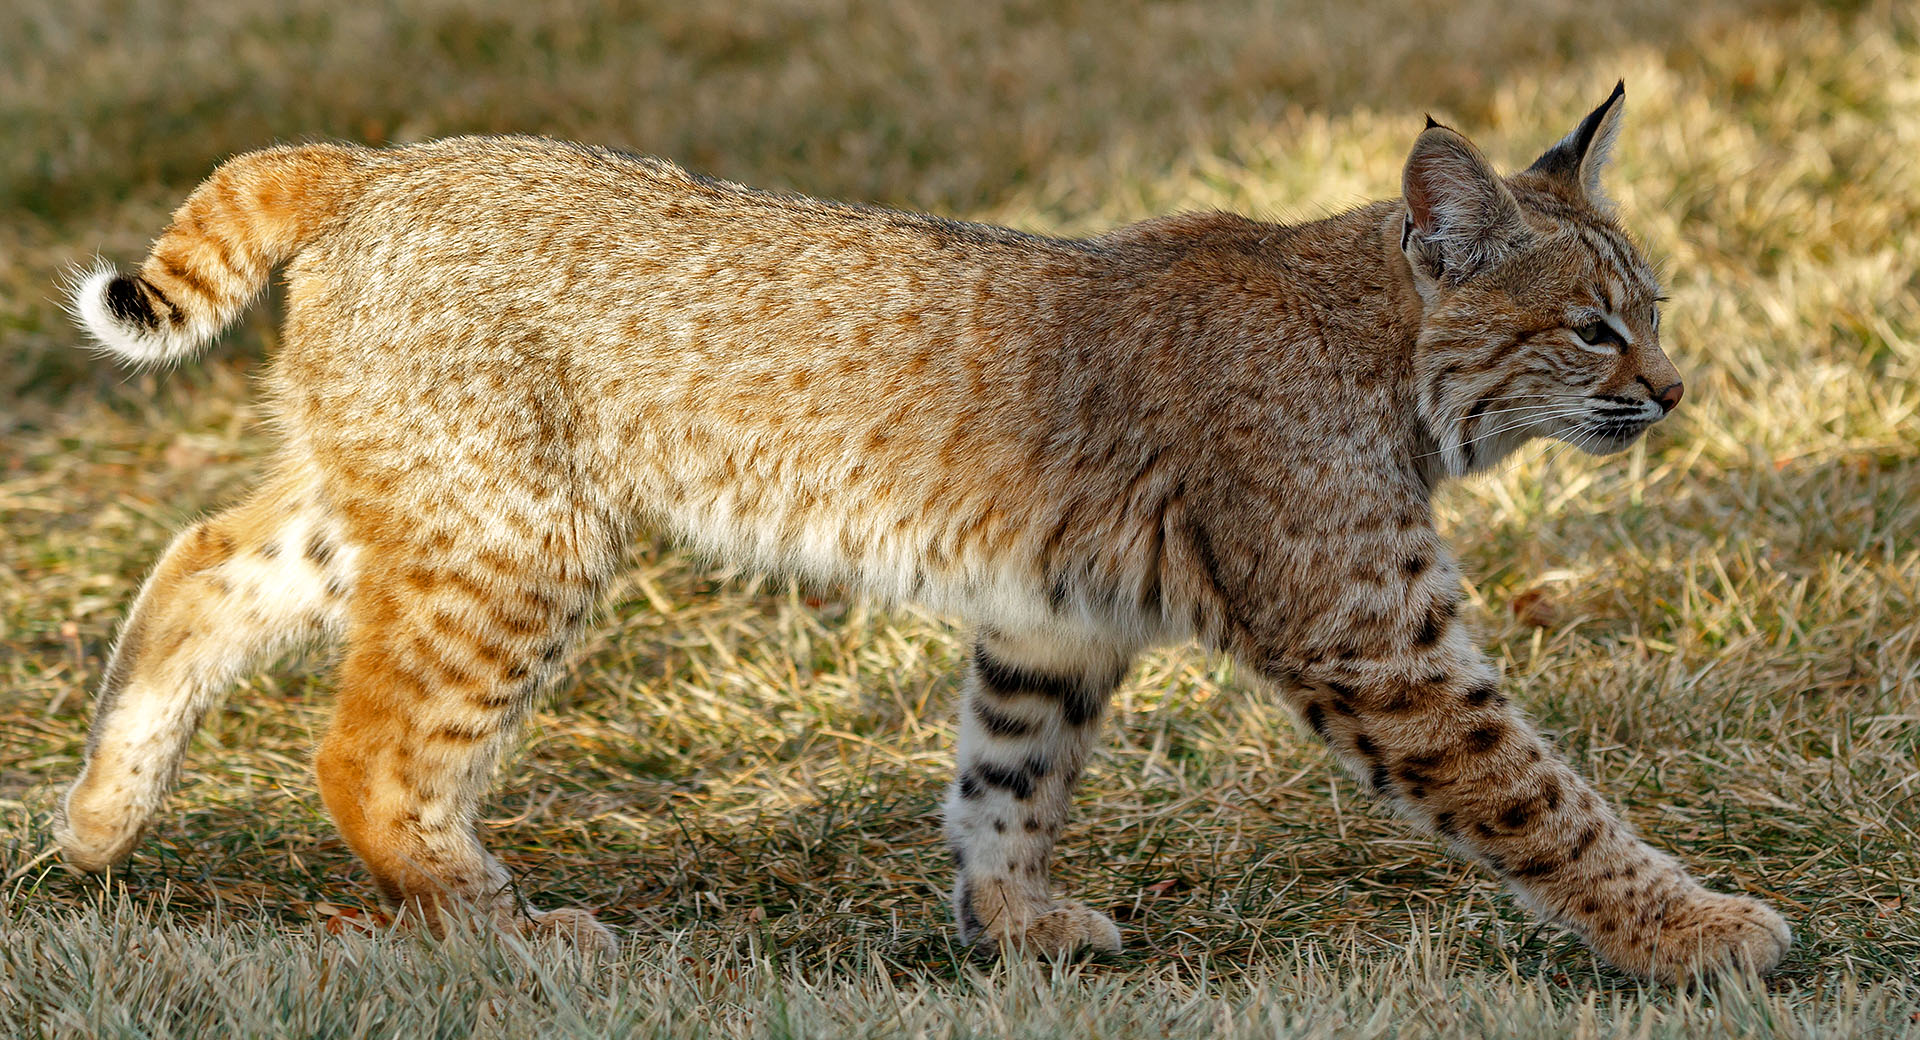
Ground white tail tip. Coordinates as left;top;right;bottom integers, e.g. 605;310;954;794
68;261;206;367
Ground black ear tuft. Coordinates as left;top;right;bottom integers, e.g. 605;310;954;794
1424;114;1441;130
1527;82;1627;198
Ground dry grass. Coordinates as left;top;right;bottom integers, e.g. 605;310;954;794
3;0;1919;1036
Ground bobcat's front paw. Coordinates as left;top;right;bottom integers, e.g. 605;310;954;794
1651;892;1790;983
1600;891;1790;984
967;900;1122;958
1020;902;1123;956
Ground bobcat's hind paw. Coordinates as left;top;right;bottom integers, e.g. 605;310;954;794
519;907;619;959
52;795;144;874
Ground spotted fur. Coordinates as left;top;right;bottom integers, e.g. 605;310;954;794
56;84;1786;982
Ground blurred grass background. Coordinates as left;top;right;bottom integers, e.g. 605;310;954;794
2;0;1918;1036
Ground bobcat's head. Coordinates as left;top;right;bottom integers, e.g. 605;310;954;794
1400;83;1683;479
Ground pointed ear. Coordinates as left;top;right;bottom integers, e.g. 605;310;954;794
1401;123;1527;282
1527;80;1626;201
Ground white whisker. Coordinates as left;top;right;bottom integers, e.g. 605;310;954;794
1409;405;1589;464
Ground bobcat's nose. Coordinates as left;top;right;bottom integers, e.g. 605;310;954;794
1653;380;1684;413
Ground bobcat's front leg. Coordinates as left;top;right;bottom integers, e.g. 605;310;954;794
943;626;1134;956
1261;573;1789;983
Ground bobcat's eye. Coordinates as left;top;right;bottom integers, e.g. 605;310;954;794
1573;320;1624;351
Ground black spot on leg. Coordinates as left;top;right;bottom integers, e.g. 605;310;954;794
1500;802;1532;829
950;844;966;869
427;721;494;745
1023;817;1043;833
1403;750;1444;770
1464;681;1501;707
1326;680;1359;714
1434;812;1458;839
1304;703;1331;740
959;775;981;799
1567;824;1601;863
972;644;1112;727
1509;855;1560;879
1540;776;1562;812
1465;725;1505;753
973;763;1035;800
1370;763;1393;795
1061;689;1104;728
993;819;1006;833
1353;733;1378;758
1414;599;1456;647
1023;755;1052;779
463;687;519;711
1403;554;1429;579
305;534;335;569
973;700;1036;738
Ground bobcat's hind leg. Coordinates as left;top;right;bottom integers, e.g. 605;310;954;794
944;624;1134;957
57;474;351;872
315;525;616;955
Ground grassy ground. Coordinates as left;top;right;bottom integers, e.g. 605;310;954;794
3;0;1918;1036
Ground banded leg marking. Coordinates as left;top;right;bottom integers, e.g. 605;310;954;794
944;630;1131;955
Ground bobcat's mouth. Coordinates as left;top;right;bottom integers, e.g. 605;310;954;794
1569;417;1656;455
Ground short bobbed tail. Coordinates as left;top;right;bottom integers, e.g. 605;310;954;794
70;142;370;366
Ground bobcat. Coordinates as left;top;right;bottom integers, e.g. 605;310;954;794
57;83;1789;983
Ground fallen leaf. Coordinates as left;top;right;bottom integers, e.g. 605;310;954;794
1511;587;1561;628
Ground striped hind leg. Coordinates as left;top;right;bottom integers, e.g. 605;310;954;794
944;624;1135;955
57;472;351;871
312;515;619;953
